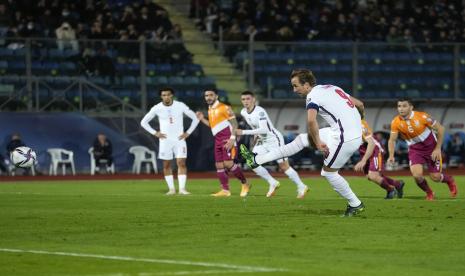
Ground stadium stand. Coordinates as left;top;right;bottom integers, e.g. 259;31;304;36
193;0;465;99
0;0;222;111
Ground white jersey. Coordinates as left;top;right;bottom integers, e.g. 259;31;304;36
240;105;283;145
140;100;199;141
306;84;362;142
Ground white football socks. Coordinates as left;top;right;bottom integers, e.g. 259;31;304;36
255;133;309;165
284;167;307;189
321;170;361;207
178;174;187;191
164;175;175;192
253;166;279;186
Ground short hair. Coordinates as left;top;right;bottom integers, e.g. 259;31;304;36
397;97;413;105
290;69;317;86
159;87;175;96
241;90;255;97
204;89;218;95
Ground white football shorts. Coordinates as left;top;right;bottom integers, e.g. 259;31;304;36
158;139;187;160
319;127;362;169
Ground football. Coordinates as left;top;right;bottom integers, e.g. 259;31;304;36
10;146;37;168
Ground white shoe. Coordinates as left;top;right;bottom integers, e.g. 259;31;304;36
297;185;309;199
179;190;191;195
165;190;176;195
266;182;280;197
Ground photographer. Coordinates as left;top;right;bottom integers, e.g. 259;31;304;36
55;22;79;52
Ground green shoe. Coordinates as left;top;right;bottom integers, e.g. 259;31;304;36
342;202;365;217
240;144;258;169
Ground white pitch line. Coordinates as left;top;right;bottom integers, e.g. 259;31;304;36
142;270;261;275
0;248;285;273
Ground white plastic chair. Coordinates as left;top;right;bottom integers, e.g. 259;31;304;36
129;146;158;174
88;147;115;175
47;148;75;175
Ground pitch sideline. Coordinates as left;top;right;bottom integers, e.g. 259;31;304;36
0;248;287;273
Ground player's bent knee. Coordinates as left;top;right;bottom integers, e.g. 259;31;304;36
321;169;337;177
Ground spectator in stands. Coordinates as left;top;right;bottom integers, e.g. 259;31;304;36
92;133;113;172
94;48;115;79
20;21;41;38
40;9;57;37
223;23;244;59
78;47;96;76
201;2;219;35
0;3;11;26
55;22;79;52
5;26;24;49
121;6;137;28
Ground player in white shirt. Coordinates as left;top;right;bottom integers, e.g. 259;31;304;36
240;69;365;217
140;88;200;195
236;91;308;198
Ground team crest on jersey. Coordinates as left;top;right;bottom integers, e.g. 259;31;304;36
259;112;265;117
414;120;419;126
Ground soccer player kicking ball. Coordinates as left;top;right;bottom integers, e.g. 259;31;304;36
388;98;457;200
140;88;200;195
241;69;365;217
354;115;405;199
237;91;308;198
196;89;251;197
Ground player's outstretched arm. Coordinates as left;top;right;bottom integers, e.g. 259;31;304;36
430;121;445;161
307;108;328;156
196;111;210;127
354;136;375;172
387;131;398;164
237;117;269;136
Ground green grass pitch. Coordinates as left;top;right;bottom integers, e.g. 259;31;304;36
1;176;464;275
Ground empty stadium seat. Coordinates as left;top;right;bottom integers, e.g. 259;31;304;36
47;148;76;175
129;146;158;174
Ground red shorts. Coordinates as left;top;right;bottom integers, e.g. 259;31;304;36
408;134;442;173
214;128;236;162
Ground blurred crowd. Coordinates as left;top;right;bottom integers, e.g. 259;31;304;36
192;0;465;43
0;0;191;64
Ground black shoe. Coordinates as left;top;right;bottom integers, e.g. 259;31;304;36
384;189;397;199
396;181;405;199
342;202;365;217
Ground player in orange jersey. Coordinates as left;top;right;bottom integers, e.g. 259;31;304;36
354;114;405;199
388;98;457;200
196;89;250;197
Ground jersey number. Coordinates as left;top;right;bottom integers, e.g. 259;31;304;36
335;89;354;108
169;117;174;124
